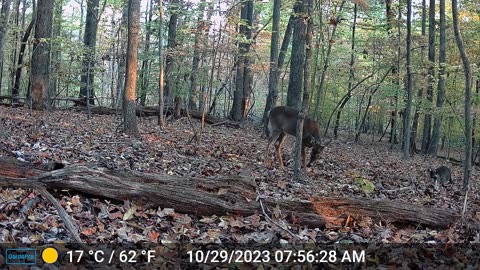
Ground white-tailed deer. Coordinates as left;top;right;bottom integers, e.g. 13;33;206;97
265;106;328;170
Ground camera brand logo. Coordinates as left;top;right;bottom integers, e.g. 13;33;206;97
5;248;37;265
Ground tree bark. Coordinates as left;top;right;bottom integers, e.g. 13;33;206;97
334;3;357;138
294;0;313;181
421;0;435;154
428;0;446;156
241;0;254;119
115;0;128;109
0;0;12;95
451;0;472;190
157;0;165;127
123;0;140;137
138;0;154;106
403;0;412;159
0;158;459;229
262;0;281;127
410;0;427;153
31;0;54;111
313;0;345;121
231;0;253;121
263;16;293;128
164;0;179;109
286;0;306;108
188;0;205;110
79;0;99;105
12;6;35;100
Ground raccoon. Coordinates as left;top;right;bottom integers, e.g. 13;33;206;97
429;166;452;187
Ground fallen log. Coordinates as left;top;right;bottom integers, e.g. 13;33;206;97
66;105;240;127
0;158;459;229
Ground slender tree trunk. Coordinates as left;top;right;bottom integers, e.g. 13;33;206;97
79;0;99;105
50;1;62;108
242;0;255;120
410;0;427;153
294;0;312;182
262;0;281;127
188;0;205;110
0;0;13;94
31;0;53;110
277;16;293;82
334;3;357;138
9;0;21;100
286;0;306;108
157;0;165;127
12;5;35;100
313;0;345;121
123;0;140;137
116;0;128;109
451;0;472;190
241;0;254;119
231;1;248;121
403;0;413;159
139;0;154;106
421;0;435;154
263;15;293;125
428;0;446;156
164;0;179;110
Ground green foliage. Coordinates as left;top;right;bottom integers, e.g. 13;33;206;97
353;177;375;193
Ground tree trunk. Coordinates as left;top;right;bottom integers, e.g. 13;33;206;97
231;0;253;121
262;0;281;127
0;0;12;95
164;0;179;109
421;0;435;154
410;0;427;153
12;5;35;100
334;3;357;138
122;0;140;137
50;1;62;109
138;0;154;106
428;0;446;156
286;0;306;108
157;0;165;127
188;0;205;110
313;0;345;121
241;0;254;119
8;0;21;99
451;0;472;190
403;0;413;159
79;0;99;105
294;0;312;181
263;15;293;127
115;0;128;109
31;0;54;111
0;158;459;229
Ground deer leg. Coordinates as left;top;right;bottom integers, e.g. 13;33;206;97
275;133;287;170
265;131;281;166
302;146;307;172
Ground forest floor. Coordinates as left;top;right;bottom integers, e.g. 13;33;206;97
0;106;479;267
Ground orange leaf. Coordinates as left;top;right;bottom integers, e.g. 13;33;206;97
81;227;97;236
148;230;160;242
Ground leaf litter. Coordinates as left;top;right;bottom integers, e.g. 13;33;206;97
0;106;479;268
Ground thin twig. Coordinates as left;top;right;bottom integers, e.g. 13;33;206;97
461;188;469;227
185;107;199;143
210;120;229;127
256;192;301;240
37;187;85;245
